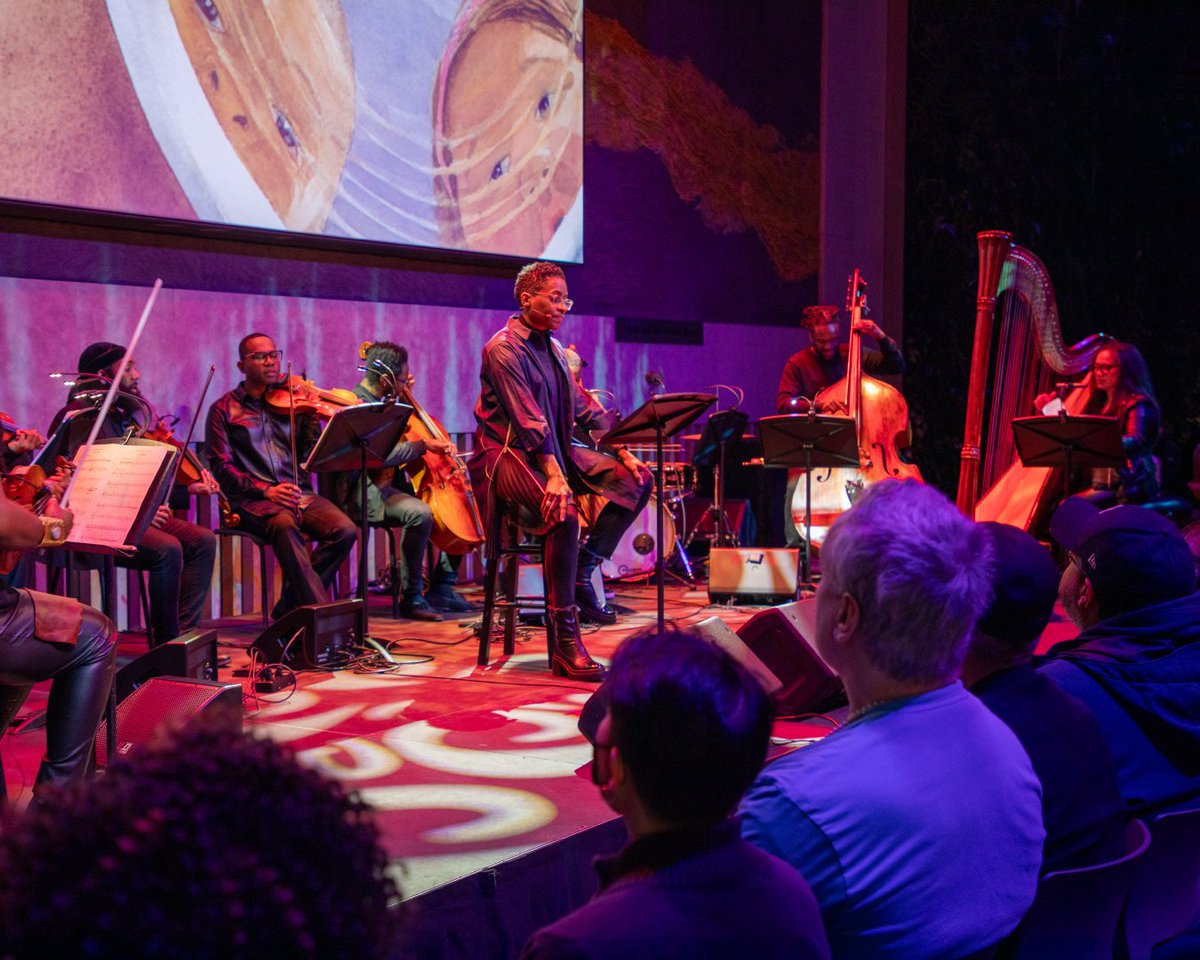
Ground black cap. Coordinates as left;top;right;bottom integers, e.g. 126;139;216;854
977;522;1060;648
1050;497;1196;610
78;342;126;375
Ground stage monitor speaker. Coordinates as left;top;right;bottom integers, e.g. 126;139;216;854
692;616;785;701
707;548;798;605
250;600;364;669
516;564;604;615
114;629;219;702
94;676;242;767
734;600;844;716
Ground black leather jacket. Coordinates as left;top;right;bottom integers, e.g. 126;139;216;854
204;385;321;507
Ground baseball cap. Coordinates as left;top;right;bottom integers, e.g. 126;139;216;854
1050;497;1196;610
976;522;1060;648
78;342;126;375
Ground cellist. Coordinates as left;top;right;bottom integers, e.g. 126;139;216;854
776;304;905;548
44;342;217;647
334;340;470;620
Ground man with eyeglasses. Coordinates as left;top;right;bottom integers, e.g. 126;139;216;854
205;333;357;620
469;261;651;682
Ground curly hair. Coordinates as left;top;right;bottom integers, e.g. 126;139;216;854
513;260;566;302
0;714;403;960
362;340;409;390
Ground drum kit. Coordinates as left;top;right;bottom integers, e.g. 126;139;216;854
600;444;696;579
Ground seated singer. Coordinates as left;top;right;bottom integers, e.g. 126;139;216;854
0;476;117;794
205;335;357;620
336;340;470;621
469;261;651;682
47;343;217;646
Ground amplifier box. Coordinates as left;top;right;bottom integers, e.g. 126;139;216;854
517;564;604;615
707;548;798;604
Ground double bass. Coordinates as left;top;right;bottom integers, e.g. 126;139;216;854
791;270;923;544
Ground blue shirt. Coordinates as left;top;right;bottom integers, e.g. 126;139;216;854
740;682;1044;960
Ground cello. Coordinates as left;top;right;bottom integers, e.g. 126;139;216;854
791;270;923;544
393;377;486;555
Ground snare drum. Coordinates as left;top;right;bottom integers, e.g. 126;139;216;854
660;462;696;502
601;497;677;579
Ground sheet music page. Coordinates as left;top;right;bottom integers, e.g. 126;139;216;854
66;444;173;550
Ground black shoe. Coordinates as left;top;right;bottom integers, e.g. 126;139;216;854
398;596;442;622
426;584;472;613
549;606;606;682
575;581;618;625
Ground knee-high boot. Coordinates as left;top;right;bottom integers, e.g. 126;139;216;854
549;605;605;682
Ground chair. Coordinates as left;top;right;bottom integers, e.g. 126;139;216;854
216;527;272;627
477;493;550;668
1120;807;1200;960
368;523;402;619
1002;818;1151;960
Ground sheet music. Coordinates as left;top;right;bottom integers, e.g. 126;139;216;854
67;443;174;550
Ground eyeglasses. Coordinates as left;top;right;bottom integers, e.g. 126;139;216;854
537;293;573;311
242;350;283;363
1093;363;1118;373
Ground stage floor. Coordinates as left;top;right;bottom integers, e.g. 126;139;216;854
1;580;839;901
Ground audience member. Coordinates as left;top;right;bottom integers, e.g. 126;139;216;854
740;480;1043;960
0;717;403;960
521;627;831;960
1041;496;1200;814
962;521;1126;872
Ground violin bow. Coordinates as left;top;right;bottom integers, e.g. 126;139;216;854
61;279;163;507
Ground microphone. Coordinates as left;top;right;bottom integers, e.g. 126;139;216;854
644;371;664;397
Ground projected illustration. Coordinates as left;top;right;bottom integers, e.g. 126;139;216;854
0;0;584;262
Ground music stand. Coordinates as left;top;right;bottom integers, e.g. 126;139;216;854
690;409;750;548
303;402;413;642
601;392;716;629
757;413;860;596
1011;414;1125;503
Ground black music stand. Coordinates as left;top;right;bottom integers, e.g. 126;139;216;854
601;392;716;629
690;409;750;548
303;402;413;642
757;413;860;596
1011;415;1125;503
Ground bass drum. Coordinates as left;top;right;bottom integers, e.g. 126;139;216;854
601;497;677;579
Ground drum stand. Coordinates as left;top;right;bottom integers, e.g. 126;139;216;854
602;393;716;629
685;409;749;552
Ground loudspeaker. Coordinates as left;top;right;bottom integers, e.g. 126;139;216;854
735;600;844;716
114;629;219;702
94;676;242;767
250;600;363;669
707;548;799;604
692;616;785;701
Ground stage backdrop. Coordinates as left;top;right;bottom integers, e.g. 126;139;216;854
0;0;821;329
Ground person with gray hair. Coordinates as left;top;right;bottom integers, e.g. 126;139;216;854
741;479;1044;960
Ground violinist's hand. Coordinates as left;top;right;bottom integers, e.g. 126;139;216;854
42;496;74;536
425;437;455;456
852;318;887;341
151;505;172;529
6;428;45;455
617;449;652;485
188;469;221;496
266;482;304;510
541;474;573;526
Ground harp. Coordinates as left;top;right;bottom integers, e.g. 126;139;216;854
955;230;1110;528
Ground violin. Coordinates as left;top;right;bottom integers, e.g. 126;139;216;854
143;416;240;527
0;410;46;455
0;458;72;573
263;375;361;420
